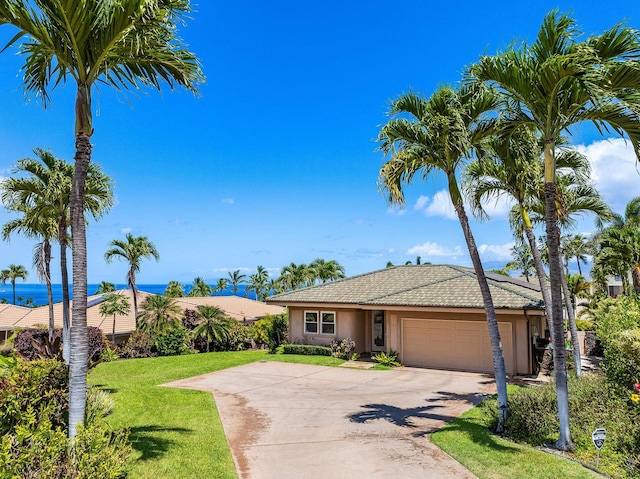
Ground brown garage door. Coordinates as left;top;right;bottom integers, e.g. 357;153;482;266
402;319;514;374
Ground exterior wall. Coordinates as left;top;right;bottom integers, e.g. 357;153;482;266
289;307;366;352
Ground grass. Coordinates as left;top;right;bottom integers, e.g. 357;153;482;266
88;351;344;478
431;387;601;479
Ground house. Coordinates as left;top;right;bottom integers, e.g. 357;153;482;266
266;264;547;375
0;290;285;346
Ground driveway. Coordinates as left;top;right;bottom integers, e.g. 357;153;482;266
165;361;496;479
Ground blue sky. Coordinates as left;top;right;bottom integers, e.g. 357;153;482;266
0;0;639;284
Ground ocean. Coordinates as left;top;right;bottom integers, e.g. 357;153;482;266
0;283;254;307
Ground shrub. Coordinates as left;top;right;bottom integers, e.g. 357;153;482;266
154;325;190;356
373;350;402;367
223;322;254;351
280;344;332;356
575;319;593;331
118;330;157;359
330;338;358;360
496;374;640;478
254;313;289;352
13;327;108;364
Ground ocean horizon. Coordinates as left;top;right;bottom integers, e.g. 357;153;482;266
0;283;255;307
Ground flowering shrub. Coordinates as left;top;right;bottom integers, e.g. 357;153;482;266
330;338;358;360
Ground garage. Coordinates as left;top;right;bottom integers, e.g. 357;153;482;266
402;318;514;374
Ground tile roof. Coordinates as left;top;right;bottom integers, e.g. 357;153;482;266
266;264;544;310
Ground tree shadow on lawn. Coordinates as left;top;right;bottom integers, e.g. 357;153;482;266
129;425;193;461
435;417;521;453
91;383;118;394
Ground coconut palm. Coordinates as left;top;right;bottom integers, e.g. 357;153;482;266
227;270;246;296
0;264;28;305
471;11;640;449
278;262;311;291
213;278;228;296
248;266;269;300
1;201;57;339
377;83;510;431
164;280;185;298
561;234;590;276
0;0;203;439
105;234;160;319
98;293;130;345
137;295;182;336
94;281;116;294
187;277;212;297
193;305;233;352
1;148;113;360
310;258;346;284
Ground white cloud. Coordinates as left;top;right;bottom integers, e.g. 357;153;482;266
386;206;406;216
575;138;640;212
413;189;457;220
222;198;235;205
407;241;464;258
121;227;131;234
477;242;514;261
473;195;514;221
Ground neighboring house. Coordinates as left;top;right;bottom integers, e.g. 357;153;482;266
0;290;285;345
266;264;547;376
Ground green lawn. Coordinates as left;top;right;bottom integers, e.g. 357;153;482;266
88;351;343;478
431;389;600;479
91;352;598;479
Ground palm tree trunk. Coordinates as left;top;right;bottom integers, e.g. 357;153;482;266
522;218;555;345
454;202;509;431
11;279;16;305
130;270;139;319
59;215;71;363
544;180;574;451
559;257;581;377
44;240;54;342
68;131;91;441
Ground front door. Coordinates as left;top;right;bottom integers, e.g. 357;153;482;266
372;310;385;352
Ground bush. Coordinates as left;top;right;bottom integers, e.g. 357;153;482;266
254;313;289;352
330;338;358;360
118;330;157;359
223;322;255;351
373;350;401;367
13;327;108;364
154;325;190;356
280;344;332;356
593;296;640;389
496;374;640;478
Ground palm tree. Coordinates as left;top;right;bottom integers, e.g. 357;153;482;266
1;148;113;361
164;280;185;298
137;295;182;336
192;305;233;352
0;264;28;305
249;266;269;300
98;293;130;345
505;242;536;282
187;277;212;297
377;84;510;431
213;278;228;296
561;234;590;276
310;258;346;284
471;11;640;449
1;200;57;339
227;270;246;296
105;234;160;320
94;281;116;294
0;0;203;439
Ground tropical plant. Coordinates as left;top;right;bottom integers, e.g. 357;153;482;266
0;0;203;439
0;264;28;305
309;258;346;284
471;10;640;449
136;295;182;337
187;276;212;297
213;278;228;296
94;281;116;294
561;234;591;276
1;149;114;362
98;293;130;345
192;305;233;353
248;265;269;300
164;280;185;298
105;234;160;319
377;83;510;431
227;270;246;296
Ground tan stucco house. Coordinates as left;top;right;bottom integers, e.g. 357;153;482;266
267;264;547;376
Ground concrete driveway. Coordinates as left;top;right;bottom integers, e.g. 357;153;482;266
165;361;496;479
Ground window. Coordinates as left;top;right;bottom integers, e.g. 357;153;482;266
304;310;336;335
304;311;318;333
321;312;335;335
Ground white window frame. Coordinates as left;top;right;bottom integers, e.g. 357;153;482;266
303;310;336;335
320;311;336;335
304;311;319;334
